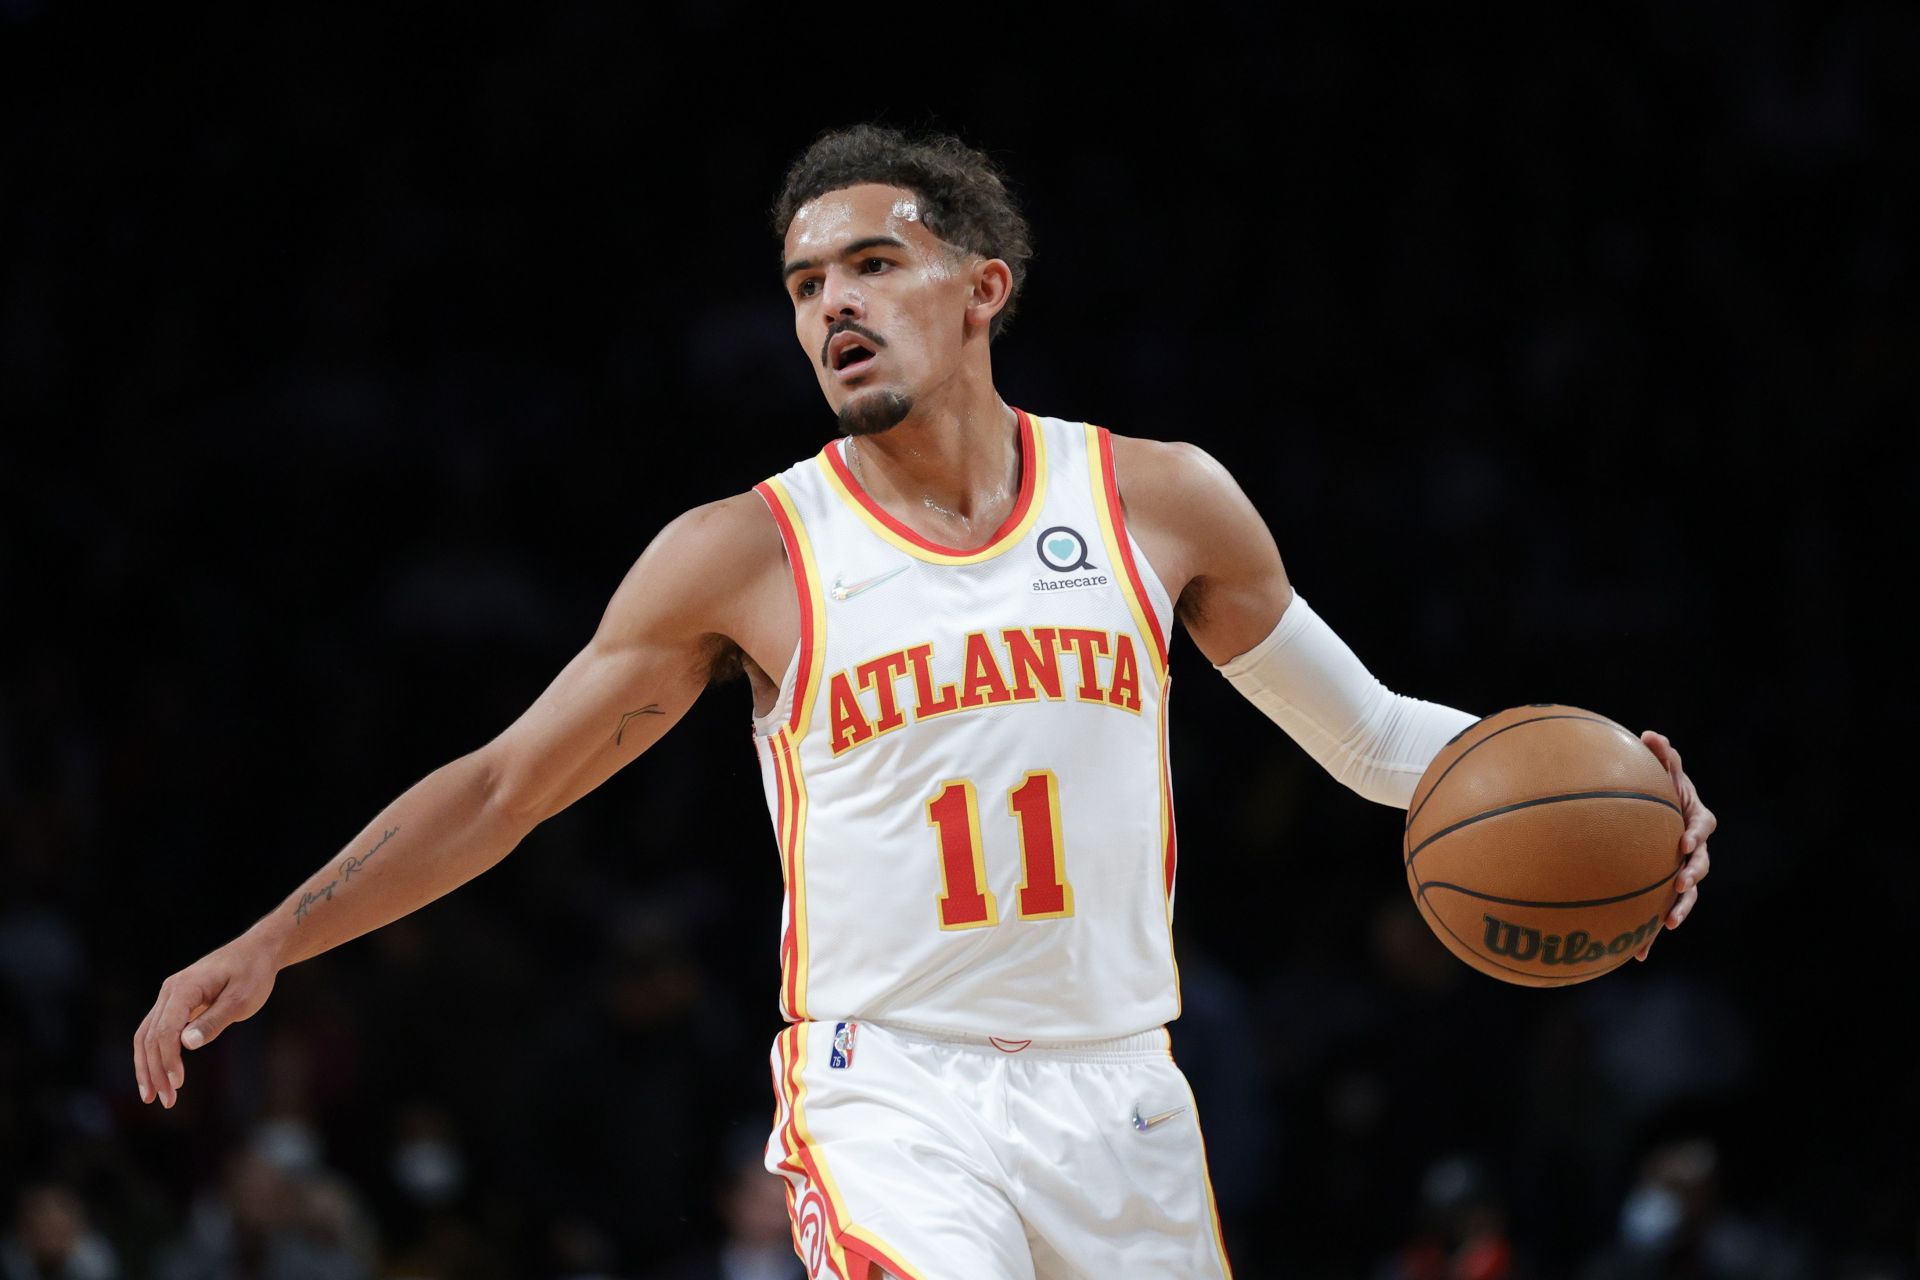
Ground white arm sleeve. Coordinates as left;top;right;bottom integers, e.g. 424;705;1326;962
1214;592;1479;809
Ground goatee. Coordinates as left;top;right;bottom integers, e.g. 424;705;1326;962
838;391;914;438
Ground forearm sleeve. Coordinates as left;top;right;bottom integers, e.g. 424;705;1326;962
1214;592;1478;809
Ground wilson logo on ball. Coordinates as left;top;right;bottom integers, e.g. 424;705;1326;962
1481;912;1663;965
1404;704;1684;987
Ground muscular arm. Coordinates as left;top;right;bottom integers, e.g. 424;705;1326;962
134;492;793;1107
1111;435;1476;806
1112;435;1712;961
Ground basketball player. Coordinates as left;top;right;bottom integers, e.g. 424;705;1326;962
133;126;1716;1279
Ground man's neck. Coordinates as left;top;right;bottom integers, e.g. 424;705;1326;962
847;394;1022;536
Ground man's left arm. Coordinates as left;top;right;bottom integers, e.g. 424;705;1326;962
1110;435;1713;961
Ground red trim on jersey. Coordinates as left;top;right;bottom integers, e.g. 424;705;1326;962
773;1030;808;1185
822;408;1039;556
771;1033;821;1269
771;1030;798;1173
778;735;800;882
764;736;796;1019
783;1028;859;1279
1161;680;1179;899
1095;427;1170;672
773;733;803;1019
794;1153;849;1277
844;1236;920;1280
754;481;818;734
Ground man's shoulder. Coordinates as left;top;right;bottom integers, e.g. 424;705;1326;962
1105;431;1213;465
596;489;791;652
645;487;787;571
1104;433;1237;511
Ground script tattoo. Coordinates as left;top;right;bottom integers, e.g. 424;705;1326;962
343;826;399;881
294;825;401;924
615;705;664;745
294;881;335;924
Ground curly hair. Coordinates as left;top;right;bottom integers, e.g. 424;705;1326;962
772;124;1034;341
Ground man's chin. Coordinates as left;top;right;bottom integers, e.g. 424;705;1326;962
836;389;914;438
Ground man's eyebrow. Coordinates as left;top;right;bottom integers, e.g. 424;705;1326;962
781;235;910;282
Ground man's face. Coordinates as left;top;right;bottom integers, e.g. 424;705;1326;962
782;183;976;435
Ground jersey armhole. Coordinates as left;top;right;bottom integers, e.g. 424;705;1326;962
1086;425;1172;678
753;478;828;739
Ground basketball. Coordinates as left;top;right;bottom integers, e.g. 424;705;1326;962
1404;704;1685;987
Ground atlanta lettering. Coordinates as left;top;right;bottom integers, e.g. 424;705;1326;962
826;625;1144;755
1481;912;1663;965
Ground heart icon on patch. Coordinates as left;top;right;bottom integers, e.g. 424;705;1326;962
1035;525;1095;573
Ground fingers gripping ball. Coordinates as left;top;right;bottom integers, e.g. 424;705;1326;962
1404;705;1684;987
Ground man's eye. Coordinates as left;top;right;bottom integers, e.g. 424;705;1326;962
797;279;820;298
862;258;888;274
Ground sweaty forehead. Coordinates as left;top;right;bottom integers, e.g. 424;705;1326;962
785;183;940;257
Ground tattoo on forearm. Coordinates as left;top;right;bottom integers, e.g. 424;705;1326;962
294;881;335;924
615;705;664;745
294;825;401;924
343;826;399;881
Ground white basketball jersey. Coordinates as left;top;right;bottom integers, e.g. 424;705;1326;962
752;410;1180;1039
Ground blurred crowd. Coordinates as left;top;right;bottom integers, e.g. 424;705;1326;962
4;0;1916;1276
6;877;1910;1278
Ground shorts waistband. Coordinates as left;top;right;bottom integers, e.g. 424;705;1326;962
864;1019;1173;1061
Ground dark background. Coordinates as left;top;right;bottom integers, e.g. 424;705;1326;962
3;3;1914;1278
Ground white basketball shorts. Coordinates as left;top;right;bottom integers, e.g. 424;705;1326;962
763;1019;1234;1279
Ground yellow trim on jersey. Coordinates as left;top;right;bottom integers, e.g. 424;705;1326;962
1158;679;1182;1019
814;425;1050;566
841;1226;930;1280
783;1028;853;1279
1084;423;1168;685
779;729;814;1019
759;476;830;742
766;738;797;1021
759;478;826;1020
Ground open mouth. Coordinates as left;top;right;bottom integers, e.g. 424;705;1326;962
828;331;882;376
836;343;876;371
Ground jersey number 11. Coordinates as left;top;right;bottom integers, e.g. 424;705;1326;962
926;770;1075;930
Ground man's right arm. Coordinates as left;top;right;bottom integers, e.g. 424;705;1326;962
132;492;792;1108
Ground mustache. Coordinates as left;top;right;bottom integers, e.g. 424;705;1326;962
820;319;888;370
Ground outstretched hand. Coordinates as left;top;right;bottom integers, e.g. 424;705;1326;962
133;936;278;1108
1636;729;1715;963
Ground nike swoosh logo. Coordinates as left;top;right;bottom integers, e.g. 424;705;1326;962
829;565;908;601
1131;1104;1189;1132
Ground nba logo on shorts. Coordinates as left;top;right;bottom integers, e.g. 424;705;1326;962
830;1021;858;1069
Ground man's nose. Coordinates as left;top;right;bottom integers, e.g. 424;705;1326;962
819;271;864;323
